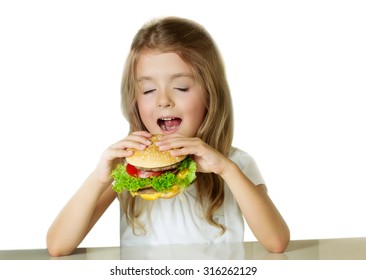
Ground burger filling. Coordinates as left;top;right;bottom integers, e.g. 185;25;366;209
111;156;197;196
125;163;165;178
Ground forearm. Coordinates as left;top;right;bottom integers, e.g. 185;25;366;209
220;160;290;253
46;172;113;256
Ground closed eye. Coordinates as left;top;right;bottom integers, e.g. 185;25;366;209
143;89;156;94
174;87;189;92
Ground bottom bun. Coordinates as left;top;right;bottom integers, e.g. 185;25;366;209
131;186;181;201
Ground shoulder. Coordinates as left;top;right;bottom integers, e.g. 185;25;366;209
228;147;255;169
229;147;266;186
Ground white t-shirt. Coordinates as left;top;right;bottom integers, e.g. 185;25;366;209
119;147;265;246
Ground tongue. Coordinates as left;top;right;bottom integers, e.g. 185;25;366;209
160;118;181;131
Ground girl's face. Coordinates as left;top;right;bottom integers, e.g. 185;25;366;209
136;50;206;136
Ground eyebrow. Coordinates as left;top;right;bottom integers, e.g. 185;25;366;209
137;72;194;82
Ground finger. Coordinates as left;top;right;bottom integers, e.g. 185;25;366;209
110;134;152;150
131;131;152;138
104;147;133;159
157;133;185;143
157;137;198;151
169;148;190;157
109;141;144;151
169;145;206;157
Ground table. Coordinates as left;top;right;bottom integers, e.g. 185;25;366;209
1;237;365;260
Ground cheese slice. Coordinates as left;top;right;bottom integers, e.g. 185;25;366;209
131;185;181;201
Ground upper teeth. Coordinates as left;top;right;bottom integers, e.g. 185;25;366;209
160;117;174;120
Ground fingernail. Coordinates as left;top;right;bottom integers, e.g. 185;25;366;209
139;144;147;149
158;145;166;150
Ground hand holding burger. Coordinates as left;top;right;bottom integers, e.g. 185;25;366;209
111;135;197;200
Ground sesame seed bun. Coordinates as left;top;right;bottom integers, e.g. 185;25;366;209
126;135;186;169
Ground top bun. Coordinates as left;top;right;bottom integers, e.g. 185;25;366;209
126;135;186;169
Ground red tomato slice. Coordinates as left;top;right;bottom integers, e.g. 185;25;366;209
126;164;139;177
126;164;164;178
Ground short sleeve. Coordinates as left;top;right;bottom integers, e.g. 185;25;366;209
229;147;265;186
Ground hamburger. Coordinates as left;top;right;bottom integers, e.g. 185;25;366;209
111;135;197;200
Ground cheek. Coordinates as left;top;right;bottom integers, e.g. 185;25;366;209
186;103;207;130
190;94;206;118
137;97;149;111
137;100;152;121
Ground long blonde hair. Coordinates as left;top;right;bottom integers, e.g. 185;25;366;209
120;17;234;234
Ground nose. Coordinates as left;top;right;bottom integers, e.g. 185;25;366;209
157;91;174;108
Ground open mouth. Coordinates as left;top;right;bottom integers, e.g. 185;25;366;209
157;117;182;132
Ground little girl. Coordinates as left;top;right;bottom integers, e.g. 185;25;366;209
47;16;290;256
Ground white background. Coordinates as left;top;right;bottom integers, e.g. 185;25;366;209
0;0;365;250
